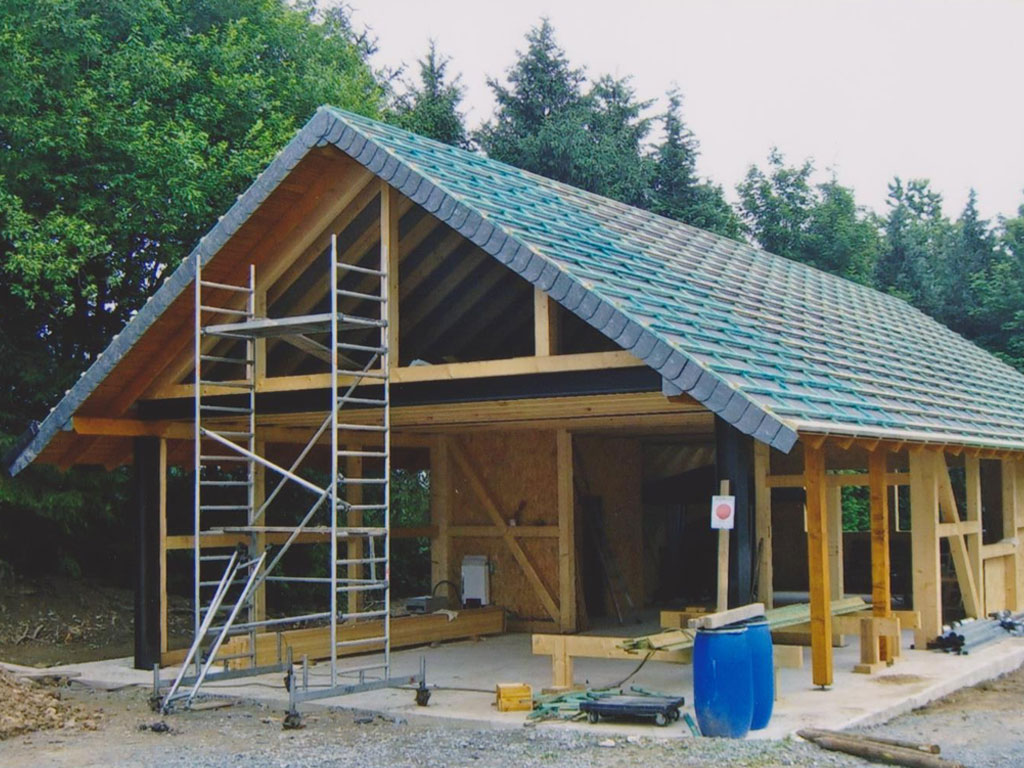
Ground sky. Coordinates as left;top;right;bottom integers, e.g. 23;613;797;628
341;0;1024;221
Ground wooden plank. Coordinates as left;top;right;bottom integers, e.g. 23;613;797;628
868;448;892;661
556;430;576;632
909;449;941;648
804;440;833;686
982;540;1017;560
686;602;765;629
753;441;774;608
717;478;730;611
164;526;437;551
534;288;559;356
935;453;981;617
827;484;844;601
774;645;804;669
449;525;559;538
449;441;560;623
381;180;400;367
430;436;450;593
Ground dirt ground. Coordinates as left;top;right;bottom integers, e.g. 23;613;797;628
0;575;191;667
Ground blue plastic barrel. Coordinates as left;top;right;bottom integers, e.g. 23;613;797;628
743;617;774;729
693;626;753;738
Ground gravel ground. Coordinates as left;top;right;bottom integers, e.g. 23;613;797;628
6;665;1024;767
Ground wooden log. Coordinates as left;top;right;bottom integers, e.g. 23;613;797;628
799;728;939;755
798;731;963;768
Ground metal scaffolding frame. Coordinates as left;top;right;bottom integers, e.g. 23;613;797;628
155;233;424;714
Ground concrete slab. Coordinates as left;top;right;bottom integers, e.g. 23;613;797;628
16;629;1024;740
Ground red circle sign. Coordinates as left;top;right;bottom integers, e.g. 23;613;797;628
715;503;732;520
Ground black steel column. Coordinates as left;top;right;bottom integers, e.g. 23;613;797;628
715;416;755;607
133;436;161;670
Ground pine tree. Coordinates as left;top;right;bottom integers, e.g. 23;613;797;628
392;41;468;148
650;89;741;238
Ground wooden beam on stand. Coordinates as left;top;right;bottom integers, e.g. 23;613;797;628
803;440;833;687
868;448;892;661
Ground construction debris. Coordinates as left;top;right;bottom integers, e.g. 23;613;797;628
798;728;964;768
0;667;98;740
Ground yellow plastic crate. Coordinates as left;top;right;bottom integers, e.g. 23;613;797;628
496;682;533;712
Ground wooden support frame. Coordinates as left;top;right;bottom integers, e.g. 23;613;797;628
826;484;844;601
449;441;560;623
935;453;981;618
868;448;892;661
803;440;833;687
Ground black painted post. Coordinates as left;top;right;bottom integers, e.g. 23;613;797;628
715;417;754;607
133;436;162;670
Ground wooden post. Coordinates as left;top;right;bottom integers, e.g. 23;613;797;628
251;436;267;624
381;181;400;368
753;441;774;608
557;430;577;632
909;449;941;648
158;438;168;656
803;440;833;687
134;436;162;670
868;448;892;661
430;436;451;598
826;484;844;601
347;454;363;616
1003;457;1023;611
717;479;731;613
534;288;559;356
965;456;982;614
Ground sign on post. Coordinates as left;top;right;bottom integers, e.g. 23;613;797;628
711;495;736;530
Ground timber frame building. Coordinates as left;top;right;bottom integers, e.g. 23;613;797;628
7;107;1024;692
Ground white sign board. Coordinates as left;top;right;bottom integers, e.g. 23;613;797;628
711;495;736;530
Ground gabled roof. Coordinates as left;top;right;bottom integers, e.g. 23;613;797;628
8;106;1024;474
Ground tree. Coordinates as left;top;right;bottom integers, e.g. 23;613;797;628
0;0;383;578
875;178;952;316
476;19;652;206
649;89;741;238
944;190;997;336
969;199;1024;371
737;150;879;281
392;40;469;148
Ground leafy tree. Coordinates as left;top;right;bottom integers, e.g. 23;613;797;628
476;19;651;206
392;40;469;148
737;150;879;281
649;89;741;238
0;0;383;578
969;199;1024;370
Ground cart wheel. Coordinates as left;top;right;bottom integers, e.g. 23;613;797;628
587;712;600;724
654;712;668;727
670;709;680;722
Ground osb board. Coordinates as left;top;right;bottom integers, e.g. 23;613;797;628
449;431;559;620
575;436;644;611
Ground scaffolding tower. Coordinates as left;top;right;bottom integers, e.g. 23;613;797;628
155;234;424;714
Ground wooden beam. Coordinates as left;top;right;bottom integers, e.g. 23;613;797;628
826;483;844;601
965;455;983;613
765;472;910;489
909;449;941;647
534;288;560;356
430;437;451;593
868;448;892;661
753;441;773;608
449;441;560;623
686;602;766;629
803;440;833;687
381;180;400;367
449;525;560;538
556;429;576;632
1003;457;1023;611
